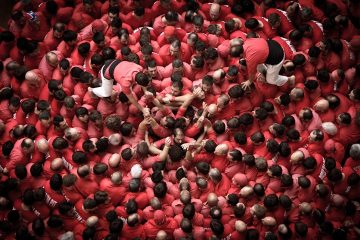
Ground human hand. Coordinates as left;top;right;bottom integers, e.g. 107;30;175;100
241;80;253;91
144;91;154;100
165;137;172;147
142;107;151;117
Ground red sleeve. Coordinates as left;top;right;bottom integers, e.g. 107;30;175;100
185;124;201;138
206;128;217;141
152;125;171;138
175;106;187;118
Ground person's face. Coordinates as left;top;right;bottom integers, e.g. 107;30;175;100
270;21;280;30
41;119;51;128
95;119;102;126
68;39;77;47
225;74;236;82
209;9;220;20
120;35;128;45
53;29;64;38
59;119;69;130
142;53;151;61
174;131;185;144
173;66;183;75
108;13;117;23
9;104;19;113
171;86;181;96
170;45;179;56
147;67;157;78
80;115;89;123
202;83;211;93
194;25;202;33
160;117;167;126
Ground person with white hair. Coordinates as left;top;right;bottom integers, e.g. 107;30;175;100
322;122;338;136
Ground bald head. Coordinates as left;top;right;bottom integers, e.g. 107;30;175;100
314;99;329;112
235;220;247;232
209;168;222;183
207;193;218;207
299;202;312;214
290;88;304;101
262;216;277;227
240;186;254;197
209;3;221;20
179;178;190;191
230;38;243;47
208;104;217;116
110;171;122;185
108;153;121;168
156;230;167;240
180;190;191;204
86;216;99;227
150;197;161;210
78;164;90;176
214;143;229;155
25;70;39;82
37;138;49;153
46;51;59;67
322;122;337;136
332;194;346;207
51;158;63;171
213;69;225;81
109;133;122;146
290;150;305;163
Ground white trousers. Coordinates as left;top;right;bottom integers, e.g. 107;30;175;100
263;57;288;86
92;66;114;97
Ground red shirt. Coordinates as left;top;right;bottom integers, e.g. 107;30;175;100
265;8;294;36
104;61;143;95
21;12;50;41
243;38;269;75
43;29;62;50
272;36;296;60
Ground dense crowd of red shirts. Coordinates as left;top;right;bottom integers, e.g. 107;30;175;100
1;0;360;239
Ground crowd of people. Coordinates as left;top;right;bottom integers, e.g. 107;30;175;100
0;0;360;239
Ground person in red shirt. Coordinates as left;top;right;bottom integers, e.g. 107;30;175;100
57;30;78;58
121;213;146;239
144;210;178;238
21;11;50;41
44;22;66;51
266;9;294;36
90;60;148;114
153;11;182;36
121;7;152;30
240;38;294;90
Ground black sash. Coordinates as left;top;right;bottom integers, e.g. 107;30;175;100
102;59;121;79
265;40;284;65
